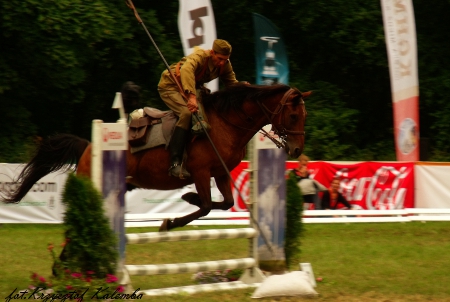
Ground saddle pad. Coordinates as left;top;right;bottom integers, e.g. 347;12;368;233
130;113;177;154
130;123;166;153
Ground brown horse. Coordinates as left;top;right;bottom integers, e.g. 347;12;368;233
2;84;309;231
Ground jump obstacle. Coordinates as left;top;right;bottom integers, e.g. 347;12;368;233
90;115;266;297
121;226;265;296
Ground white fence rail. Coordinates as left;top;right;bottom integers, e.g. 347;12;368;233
125;209;450;227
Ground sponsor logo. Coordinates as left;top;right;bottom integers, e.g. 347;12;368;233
187;6;208;48
102;128;123;142
0;181;57;193
398;118;417;155
338;166;409;210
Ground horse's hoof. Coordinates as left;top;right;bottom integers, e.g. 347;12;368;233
181;192;201;207
159;219;172;232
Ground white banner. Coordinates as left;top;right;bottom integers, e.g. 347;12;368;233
414;163;450;208
4;162;450;224
125;180;224;215
0;164;67;223
178;0;218;91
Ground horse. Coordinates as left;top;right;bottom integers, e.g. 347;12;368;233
2;83;310;231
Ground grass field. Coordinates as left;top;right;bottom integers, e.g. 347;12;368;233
1;222;450;301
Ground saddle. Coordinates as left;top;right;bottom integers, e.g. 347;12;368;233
128;89;211;153
128;107;177;153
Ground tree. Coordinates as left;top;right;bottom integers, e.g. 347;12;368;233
0;0;178;149
2;0;450;162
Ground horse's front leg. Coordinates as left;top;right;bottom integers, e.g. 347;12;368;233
213;174;234;210
159;174;212;232
181;174;234;210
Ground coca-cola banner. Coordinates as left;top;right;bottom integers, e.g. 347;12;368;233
230;161;415;211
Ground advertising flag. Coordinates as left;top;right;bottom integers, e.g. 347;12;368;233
381;0;420;161
178;0;218;91
252;13;289;85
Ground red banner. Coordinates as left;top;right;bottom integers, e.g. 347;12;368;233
230;161;415;211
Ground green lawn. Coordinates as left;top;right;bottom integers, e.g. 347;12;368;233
1;222;450;301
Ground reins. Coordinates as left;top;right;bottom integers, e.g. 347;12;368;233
214;88;306;149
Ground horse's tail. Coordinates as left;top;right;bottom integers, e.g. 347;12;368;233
1;134;90;203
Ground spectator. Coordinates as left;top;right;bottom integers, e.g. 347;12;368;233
321;178;353;210
297;166;327;210
292;154;310;181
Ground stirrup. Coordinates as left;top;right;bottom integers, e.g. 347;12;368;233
168;163;191;179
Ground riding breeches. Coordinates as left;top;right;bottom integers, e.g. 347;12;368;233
158;89;192;130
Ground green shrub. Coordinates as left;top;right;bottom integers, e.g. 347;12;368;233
60;173;118;279
284;171;303;269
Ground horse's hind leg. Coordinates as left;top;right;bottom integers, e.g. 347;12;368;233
214;174;235;210
181;174;234;210
160;176;213;232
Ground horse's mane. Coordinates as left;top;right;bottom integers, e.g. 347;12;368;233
202;83;293;112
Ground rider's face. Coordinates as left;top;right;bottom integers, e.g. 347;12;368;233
211;50;230;68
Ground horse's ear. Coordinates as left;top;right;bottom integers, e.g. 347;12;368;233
302;91;312;99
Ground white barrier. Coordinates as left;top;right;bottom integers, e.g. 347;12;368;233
122;227;265;296
125;211;250;227
124;209;450;227
126;227;257;244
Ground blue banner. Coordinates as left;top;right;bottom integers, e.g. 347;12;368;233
252;13;289;85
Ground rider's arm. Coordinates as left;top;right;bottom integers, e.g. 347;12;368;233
180;52;204;95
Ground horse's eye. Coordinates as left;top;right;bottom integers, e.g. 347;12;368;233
290;114;299;123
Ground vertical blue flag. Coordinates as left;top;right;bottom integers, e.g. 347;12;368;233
252;13;289;85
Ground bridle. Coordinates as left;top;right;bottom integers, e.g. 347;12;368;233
257;88;306;149
215;87;306;149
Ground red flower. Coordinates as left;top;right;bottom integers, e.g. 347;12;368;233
117;285;124;293
86;271;95;275
47;244;54;252
106;274;118;283
31;273;38;280
39;276;46;283
66;285;73;290
71;272;82;278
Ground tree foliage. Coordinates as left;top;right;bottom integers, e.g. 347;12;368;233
1;0;450;162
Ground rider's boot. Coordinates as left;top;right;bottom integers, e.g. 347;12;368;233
168;126;191;179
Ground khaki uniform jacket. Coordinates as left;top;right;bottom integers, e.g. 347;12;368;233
158;49;238;94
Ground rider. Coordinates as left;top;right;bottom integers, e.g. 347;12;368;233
158;39;241;179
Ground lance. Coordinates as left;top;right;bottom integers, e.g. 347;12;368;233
125;0;274;255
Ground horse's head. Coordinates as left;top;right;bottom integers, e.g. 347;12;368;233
202;84;310;158
263;87;310;159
